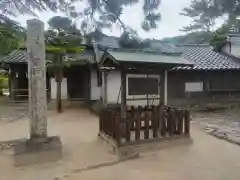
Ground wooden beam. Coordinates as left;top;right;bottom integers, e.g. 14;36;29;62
121;70;127;119
164;70;168;105
159;70;168;106
103;72;108;107
159;71;165;106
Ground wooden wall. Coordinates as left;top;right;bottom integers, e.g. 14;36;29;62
167;70;240;106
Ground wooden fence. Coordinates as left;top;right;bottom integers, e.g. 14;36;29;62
99;105;191;146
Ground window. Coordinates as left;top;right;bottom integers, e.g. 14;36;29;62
185;82;203;92
128;76;159;96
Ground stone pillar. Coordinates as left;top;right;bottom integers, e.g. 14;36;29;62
13;21;62;165
27;19;47;140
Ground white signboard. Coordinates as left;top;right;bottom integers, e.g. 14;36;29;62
185;82;203;92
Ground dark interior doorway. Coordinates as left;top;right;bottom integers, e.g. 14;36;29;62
66;66;89;100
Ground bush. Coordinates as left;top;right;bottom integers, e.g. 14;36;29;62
0;75;8;94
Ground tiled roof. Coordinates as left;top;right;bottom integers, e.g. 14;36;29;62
96;35;120;48
107;49;193;66
2;49;96;64
2;50;28;63
96;35;183;54
174;45;240;70
148;40;182;54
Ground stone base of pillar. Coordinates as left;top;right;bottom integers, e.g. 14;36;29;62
13;136;62;166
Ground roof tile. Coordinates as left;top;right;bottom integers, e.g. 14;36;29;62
174;46;240;70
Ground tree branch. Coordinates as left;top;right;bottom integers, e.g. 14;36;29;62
101;0;126;31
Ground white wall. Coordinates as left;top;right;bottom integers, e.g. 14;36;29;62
106;71;121;104
90;70;101;100
50;78;68;100
230;44;240;57
223;43;240;58
106;71;161;106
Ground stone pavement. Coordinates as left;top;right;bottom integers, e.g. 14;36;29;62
193;111;240;145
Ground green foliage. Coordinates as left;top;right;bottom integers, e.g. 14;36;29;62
210;26;228;52
0;75;8;90
181;0;240;32
142;0;161;31
48;16;82;36
45;30;85;53
0;16;25;55
119;30;150;48
45;25;86;75
180;0;221;32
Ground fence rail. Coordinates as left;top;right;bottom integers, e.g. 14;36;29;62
99;105;191;146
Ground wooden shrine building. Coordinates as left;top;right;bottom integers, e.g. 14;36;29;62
98;48;193;147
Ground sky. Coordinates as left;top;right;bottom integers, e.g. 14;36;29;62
12;0;223;39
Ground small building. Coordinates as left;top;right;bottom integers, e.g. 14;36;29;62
2;47;99;103
98;48;193;146
168;45;240;106
98;48;193;107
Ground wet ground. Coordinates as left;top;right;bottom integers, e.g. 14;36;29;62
0;103;240;180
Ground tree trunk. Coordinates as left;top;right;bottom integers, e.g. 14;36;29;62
55;71;63;113
56;80;62;113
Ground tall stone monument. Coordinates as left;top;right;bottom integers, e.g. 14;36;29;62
27;19;47;141
13;19;62;166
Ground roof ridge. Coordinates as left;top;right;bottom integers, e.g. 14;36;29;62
107;47;182;56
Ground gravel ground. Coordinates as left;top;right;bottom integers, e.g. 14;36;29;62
193;110;240;145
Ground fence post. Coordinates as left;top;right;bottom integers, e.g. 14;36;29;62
99;109;104;133
160;106;167;137
130;106;136;130
184;109;190;136
152;105;158;138
125;109;131;142
177;109;183;135
114;113;121;146
144;110;150;139
168;107;175;136
135;106;141;141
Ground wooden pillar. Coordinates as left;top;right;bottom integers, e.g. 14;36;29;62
164;70;168;105
102;71;108;107
160;71;165;106
84;67;91;104
10;70;17;102
121;70;127;119
8;69;12;99
159;70;168;106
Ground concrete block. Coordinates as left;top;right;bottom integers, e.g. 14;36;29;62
13;136;62;166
